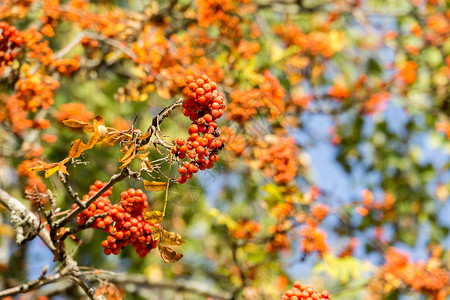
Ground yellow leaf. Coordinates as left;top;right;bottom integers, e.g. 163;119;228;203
136;152;150;160
138;130;152;140
85;132;101;150
136;144;150;151
119;144;136;163
143;180;167;191
119;154;135;169
68;139;86;158
158;244;183;263
84;125;95;132
28;161;48;172
58;163;69;175
103;132;126;146
145;211;164;223
62;119;90;128
45;165;60;178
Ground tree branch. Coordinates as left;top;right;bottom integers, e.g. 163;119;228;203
0;188;55;252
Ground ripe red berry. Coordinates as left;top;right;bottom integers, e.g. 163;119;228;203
176;137;185;146
189;124;199;134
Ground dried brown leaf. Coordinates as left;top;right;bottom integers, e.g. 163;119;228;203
158;244;183;263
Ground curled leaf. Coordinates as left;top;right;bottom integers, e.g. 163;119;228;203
145;210;164;223
62;119;90;128
119;144;136;163
143;180;167;191
158;244;183;263
138;130;152;140
28;161;58;172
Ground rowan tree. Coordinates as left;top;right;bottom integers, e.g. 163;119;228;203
0;0;449;299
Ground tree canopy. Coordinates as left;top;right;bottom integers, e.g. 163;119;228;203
0;0;449;299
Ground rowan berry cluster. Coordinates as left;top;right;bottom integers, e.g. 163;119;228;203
369;247;449;298
257;136;298;185
328;83;350;100
281;281;331;300
299;224;328;257
0;22;23;66
172;75;227;184
74;181;113;228
231;219;262;240
74;182;158;257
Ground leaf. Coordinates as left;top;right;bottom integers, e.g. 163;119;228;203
28;161;58;172
119;144;136;163
85;132;101;150
145;211;164;223
84;125;95;132
138;130;152;140
158;244;183;263
28;161;48;172
136;143;150;151
58;163;69;175
136;152;150;160
68;139;86;158
119;154;135;169
103;132;126;146
62;119;90;128
45;165;60;178
161;229;185;246
143;180;167;191
93;115;105;130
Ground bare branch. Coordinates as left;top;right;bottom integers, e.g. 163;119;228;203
0;188;55;252
53;167;134;229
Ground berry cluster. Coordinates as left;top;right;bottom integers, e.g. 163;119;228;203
74;180;113;229
74;182;158;257
172;75;227;184
103;188;157;257
281;281;331;300
0;22;23;66
231;219;262;240
369;247;449;298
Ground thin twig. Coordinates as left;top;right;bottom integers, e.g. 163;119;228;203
162;152;172;218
